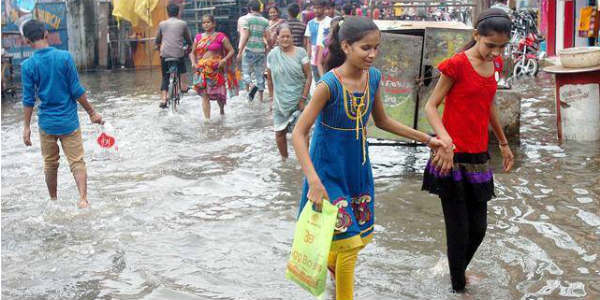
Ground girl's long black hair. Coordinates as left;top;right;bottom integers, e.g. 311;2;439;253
325;16;380;72
461;8;512;52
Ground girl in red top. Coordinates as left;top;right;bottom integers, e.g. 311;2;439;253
422;8;515;293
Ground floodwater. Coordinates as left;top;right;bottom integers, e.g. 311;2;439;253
2;70;599;300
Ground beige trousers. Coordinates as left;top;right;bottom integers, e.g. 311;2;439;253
40;128;86;175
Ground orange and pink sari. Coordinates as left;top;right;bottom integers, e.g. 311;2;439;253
192;32;239;105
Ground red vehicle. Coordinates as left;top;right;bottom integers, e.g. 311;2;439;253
512;30;541;78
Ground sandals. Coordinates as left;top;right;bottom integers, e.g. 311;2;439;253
159;101;167;109
248;86;258;102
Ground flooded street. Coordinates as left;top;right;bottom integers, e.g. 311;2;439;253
2;69;599;299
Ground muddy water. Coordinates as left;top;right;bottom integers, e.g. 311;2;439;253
2;70;598;299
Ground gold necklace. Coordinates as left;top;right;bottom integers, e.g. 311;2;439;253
334;69;370;121
332;68;371;165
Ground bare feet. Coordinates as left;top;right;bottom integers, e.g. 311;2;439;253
460;291;475;300
77;199;89;209
465;271;485;285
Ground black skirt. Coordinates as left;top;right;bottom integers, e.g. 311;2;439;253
422;152;495;202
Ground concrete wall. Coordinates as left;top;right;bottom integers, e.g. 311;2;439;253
66;0;98;69
97;1;110;68
490;88;522;144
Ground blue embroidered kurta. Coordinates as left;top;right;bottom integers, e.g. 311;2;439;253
299;67;381;252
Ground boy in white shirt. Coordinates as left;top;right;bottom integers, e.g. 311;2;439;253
304;0;331;83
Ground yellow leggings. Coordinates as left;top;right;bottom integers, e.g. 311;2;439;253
327;246;363;300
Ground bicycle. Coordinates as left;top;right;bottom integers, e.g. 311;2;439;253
164;57;182;113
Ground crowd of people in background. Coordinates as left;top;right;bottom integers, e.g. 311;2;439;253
287;0;474;22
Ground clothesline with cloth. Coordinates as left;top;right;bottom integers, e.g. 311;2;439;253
112;0;161;27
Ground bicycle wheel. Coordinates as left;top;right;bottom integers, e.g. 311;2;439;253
168;73;178;113
175;74;181;110
526;58;539;76
173;78;179;113
172;78;179;113
513;60;525;79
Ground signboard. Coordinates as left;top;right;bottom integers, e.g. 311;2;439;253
1;1;68;65
370;32;423;141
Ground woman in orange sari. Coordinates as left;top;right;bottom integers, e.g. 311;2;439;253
190;15;237;119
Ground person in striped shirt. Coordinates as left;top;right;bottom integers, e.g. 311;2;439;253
287;3;306;48
237;0;269;102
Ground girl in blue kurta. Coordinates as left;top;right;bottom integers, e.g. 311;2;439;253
291;17;448;299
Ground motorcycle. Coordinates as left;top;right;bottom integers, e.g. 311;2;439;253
508;9;545;79
512;32;540;78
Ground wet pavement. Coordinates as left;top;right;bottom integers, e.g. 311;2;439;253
1;69;599;299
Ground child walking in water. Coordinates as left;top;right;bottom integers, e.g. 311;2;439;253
21;20;103;208
292;17;447;299
422;8;515;293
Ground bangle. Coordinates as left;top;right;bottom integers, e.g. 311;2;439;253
499;142;509;147
425;135;433;145
301;95;308;100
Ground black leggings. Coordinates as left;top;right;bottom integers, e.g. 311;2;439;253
441;195;488;292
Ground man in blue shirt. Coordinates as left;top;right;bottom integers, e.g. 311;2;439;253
21;20;103;209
